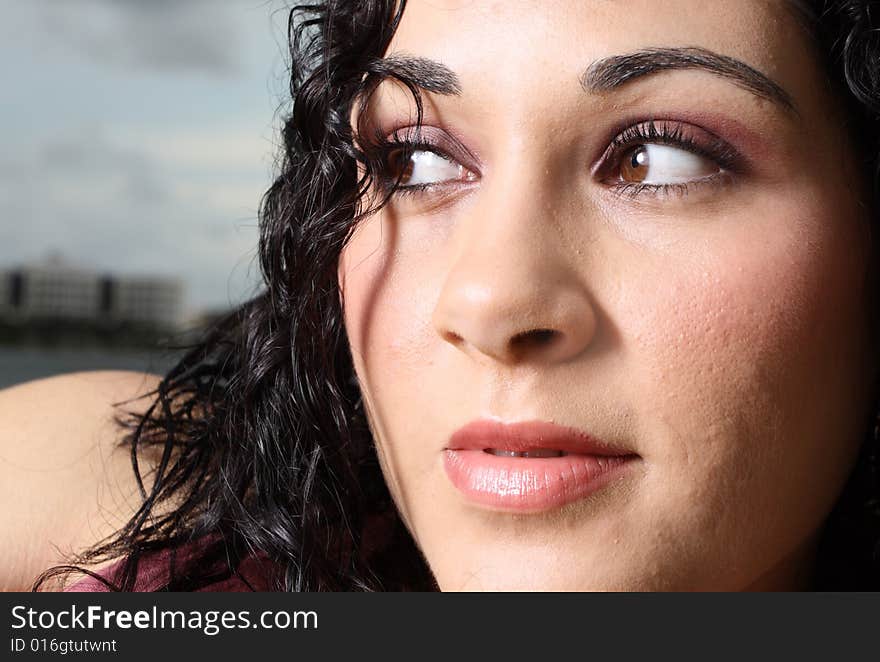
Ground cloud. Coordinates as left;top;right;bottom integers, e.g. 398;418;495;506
35;0;247;76
110;124;277;172
0;125;265;312
0;1;284;312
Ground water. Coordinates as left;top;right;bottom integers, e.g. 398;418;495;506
0;346;183;390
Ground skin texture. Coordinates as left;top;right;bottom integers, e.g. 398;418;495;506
338;0;879;591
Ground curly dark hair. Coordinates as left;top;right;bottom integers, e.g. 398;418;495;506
33;0;880;592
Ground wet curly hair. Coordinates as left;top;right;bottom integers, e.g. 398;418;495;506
34;0;880;591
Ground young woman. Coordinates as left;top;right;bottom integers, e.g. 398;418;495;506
4;0;880;591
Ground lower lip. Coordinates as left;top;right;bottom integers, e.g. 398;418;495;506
443;450;637;512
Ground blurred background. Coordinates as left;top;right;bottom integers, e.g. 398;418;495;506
1;0;291;389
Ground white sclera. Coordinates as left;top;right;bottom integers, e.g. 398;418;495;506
405;150;465;185
402;144;716;187
636;144;717;184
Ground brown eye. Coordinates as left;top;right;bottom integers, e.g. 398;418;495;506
616;144;718;185
385;148;475;187
620;146;649;183
387;148;415;184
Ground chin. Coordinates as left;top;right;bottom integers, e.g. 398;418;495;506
434;568;643;592
426;545;641;592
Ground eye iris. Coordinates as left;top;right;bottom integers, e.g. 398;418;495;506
389;148;415;184
621;146;649;183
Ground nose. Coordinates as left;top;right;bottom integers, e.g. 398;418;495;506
431;184;598;366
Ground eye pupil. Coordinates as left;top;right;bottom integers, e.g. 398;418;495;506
631;149;647;168
621;145;649;183
388;148;415;184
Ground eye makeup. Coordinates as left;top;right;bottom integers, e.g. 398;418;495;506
594;118;747;200
363;116;748;203
362;124;480;199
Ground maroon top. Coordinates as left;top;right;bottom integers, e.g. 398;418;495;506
64;536;275;592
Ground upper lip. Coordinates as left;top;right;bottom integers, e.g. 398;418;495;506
446;419;635;456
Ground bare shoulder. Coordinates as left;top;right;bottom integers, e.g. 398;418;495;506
0;371;164;590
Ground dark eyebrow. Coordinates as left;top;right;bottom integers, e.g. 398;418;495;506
364;53;462;96
366;48;794;115
582;47;796;113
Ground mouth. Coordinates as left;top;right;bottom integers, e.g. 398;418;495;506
483;448;568;457
443;419;638;512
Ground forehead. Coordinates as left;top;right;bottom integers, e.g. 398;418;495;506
388;0;812;105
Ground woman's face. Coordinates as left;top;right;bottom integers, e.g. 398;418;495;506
338;0;876;590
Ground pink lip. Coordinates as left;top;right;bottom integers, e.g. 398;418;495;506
443;419;638;512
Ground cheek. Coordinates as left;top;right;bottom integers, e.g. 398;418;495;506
338;214;441;467
339;217;436;379
638;220;861;438
621;193;871;562
339;215;458;530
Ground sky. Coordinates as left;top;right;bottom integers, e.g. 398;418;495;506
0;0;294;315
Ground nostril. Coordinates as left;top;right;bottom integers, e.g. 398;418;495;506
511;328;557;352
530;329;556;344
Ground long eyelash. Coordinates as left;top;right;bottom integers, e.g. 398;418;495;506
611;120;740;169
613;182;694;199
364;119;740;201
605;119;741;199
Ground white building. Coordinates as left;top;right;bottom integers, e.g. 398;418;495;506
0;256;184;329
11;261;101;320
113;277;183;327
